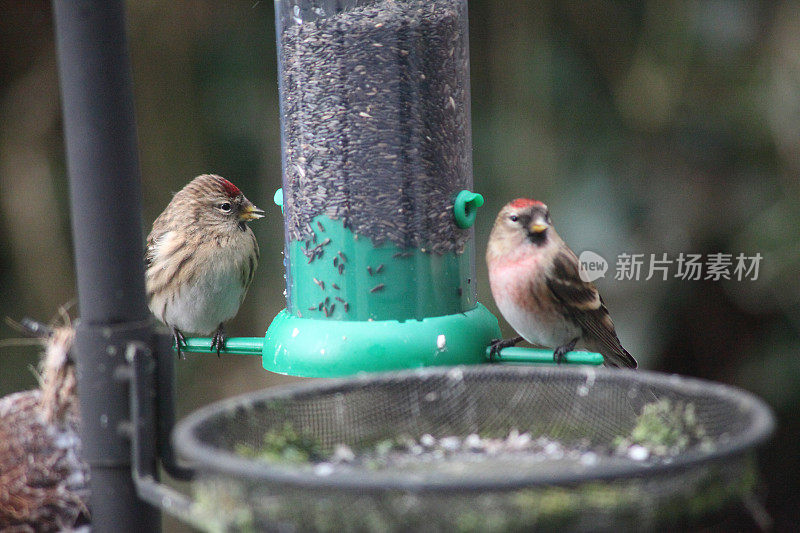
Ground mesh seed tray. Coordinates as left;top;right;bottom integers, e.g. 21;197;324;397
173;366;774;532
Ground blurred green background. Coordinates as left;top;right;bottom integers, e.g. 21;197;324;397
1;0;798;530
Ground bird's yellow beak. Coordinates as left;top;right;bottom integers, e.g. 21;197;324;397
239;203;265;221
529;220;549;233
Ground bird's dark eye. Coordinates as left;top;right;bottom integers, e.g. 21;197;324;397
217;202;232;213
509;215;519;222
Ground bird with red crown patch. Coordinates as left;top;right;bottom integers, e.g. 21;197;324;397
486;198;637;368
145;174;265;357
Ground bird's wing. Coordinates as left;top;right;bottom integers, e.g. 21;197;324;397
546;247;637;368
144;231;160;268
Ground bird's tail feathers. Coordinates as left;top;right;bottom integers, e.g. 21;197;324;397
602;344;638;369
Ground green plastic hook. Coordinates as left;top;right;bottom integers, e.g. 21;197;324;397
453;190;484;229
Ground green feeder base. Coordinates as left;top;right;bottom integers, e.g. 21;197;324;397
179;306;607;373
262;303;501;377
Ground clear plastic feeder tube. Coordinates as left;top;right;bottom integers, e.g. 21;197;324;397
276;0;475;321
266;0;499;376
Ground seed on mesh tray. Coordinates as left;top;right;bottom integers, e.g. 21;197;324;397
627;445;649;461
308;306;317;311
375;264;384;274
370;283;385;293
367;266;373;276
313;278;325;290
420;434;436;448
323;306;329;317
343;302;349;312
338;264;345;275
331;444;355;464
333;256;338;267
507;429;533;450
317;221;325;232
329;303;336;314
580;451;599;466
332;283;340;290
337;251;347;262
392;251;413;258
439;436;460;451
464;433;482;451
335;296;345;303
279;0;471;254
320;238;331;246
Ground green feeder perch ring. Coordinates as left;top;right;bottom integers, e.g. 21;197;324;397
178;333;606;370
180;337;264;356
262;304;501;377
274;187;284;213
488;346;605;366
453;189;484;229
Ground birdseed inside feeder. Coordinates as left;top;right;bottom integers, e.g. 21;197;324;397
264;0;499;376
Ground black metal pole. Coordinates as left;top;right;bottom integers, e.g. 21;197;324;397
52;1;160;530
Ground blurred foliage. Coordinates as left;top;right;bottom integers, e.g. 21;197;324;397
0;0;798;530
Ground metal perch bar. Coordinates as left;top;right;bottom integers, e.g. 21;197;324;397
179;336;605;365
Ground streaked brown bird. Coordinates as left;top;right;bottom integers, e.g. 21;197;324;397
486;198;637;368
145;174;264;357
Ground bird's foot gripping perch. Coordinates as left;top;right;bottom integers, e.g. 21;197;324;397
488;336;524;362
172;328;187;360
211;324;226;357
553;337;578;365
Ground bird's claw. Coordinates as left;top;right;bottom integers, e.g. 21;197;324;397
211;325;226;357
173;328;187;360
488;339;503;362
488;336;523;362
553;338;578;365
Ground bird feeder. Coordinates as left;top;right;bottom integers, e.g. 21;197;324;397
261;0;500;376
